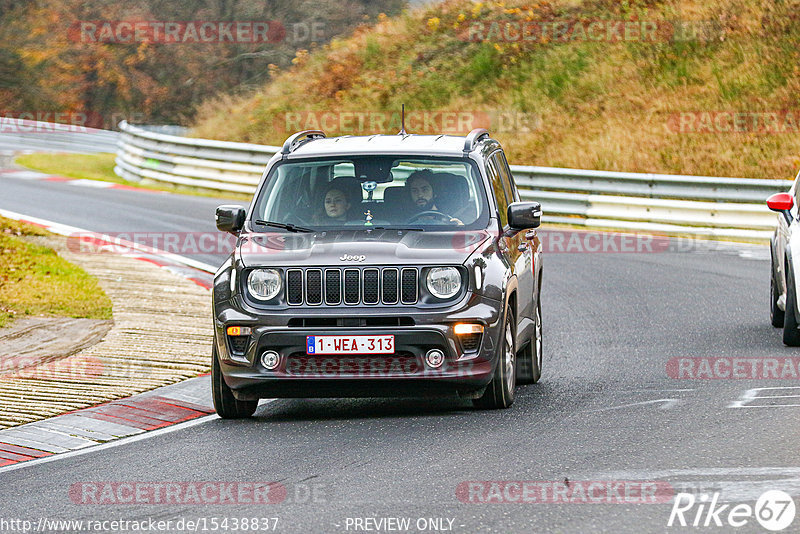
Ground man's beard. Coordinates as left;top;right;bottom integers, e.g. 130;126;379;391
415;198;435;211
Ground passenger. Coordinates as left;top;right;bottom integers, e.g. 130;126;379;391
312;178;362;224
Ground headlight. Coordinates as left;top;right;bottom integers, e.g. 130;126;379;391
426;267;461;299
247;269;281;301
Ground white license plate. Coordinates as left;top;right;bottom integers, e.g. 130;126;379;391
306;335;394;355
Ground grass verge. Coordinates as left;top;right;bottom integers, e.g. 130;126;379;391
0;216;112;327
14;153;252;201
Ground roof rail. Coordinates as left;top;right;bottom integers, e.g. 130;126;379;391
463;128;489;153
281;130;326;155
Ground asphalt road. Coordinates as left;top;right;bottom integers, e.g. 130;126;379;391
2;167;799;533
0;126;118;154
0;173;243;269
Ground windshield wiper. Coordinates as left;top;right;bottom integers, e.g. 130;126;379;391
253;220;315;233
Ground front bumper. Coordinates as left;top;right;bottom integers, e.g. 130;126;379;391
213;296;503;400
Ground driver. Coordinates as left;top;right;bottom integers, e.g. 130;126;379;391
406;170;463;225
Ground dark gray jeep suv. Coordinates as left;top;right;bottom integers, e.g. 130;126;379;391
212;128;543;417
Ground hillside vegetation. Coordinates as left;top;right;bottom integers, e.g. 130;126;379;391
191;0;800;180
0;0;404;127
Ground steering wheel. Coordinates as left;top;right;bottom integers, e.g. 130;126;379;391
289;213;314;226
408;210;453;223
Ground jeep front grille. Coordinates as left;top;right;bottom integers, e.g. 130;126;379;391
382;268;398;304
401;269;418;304
286;267;419;306
344;269;360;305
306;269;323;305
363;269;379;304
287;270;303;305
325;269;342;305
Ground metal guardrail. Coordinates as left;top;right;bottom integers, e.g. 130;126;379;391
115;121;793;242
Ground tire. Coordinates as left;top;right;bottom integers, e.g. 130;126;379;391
784;263;800;346
517;296;542;385
474;307;516;409
212;344;258;419
771;254;785;328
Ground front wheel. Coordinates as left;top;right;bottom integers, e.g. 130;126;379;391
474;308;516;409
212;344;258;419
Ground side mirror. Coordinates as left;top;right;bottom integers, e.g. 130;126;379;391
767;193;794;212
215;205;246;234
508;201;542;230
767;193;794;224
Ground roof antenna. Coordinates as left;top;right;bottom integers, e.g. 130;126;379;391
398;104;406;135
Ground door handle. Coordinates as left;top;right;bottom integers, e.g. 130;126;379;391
525;230;537;239
518;242;528;252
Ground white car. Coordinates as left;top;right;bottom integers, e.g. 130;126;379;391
768;179;800;345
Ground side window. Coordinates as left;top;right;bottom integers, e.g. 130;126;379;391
486;156;509;226
496;152;520;202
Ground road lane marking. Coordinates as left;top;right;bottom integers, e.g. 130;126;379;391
730;386;800;408
586;399;681;412
615;389;696;392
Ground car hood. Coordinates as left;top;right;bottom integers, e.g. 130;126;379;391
238;229;492;267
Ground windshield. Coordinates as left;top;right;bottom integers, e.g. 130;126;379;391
251;156;489;231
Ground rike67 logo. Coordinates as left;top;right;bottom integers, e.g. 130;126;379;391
668;490;796;531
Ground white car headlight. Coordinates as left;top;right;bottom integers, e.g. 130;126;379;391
426;267;461;299
247;269;281;301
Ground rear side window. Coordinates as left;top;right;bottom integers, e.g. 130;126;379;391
495;152;519;202
486;156;508;226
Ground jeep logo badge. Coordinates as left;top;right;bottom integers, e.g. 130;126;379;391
340;254;366;262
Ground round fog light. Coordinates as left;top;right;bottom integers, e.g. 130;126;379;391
261;350;281;370
425;349;445;369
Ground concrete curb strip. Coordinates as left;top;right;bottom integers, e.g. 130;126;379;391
0;234;213;430
0;375;214;469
